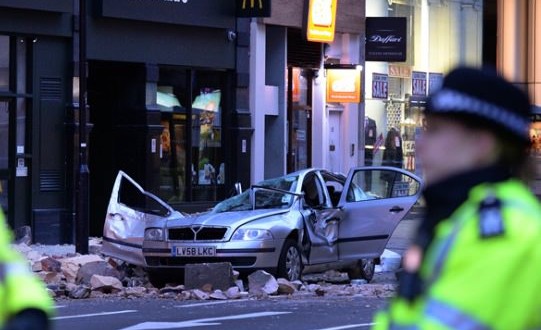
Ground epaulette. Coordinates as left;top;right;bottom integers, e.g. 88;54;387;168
478;195;505;238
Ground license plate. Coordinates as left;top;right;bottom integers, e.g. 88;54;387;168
173;246;216;257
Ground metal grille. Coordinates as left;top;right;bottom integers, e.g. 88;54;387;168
168;226;227;241
40;77;62;101
39;170;64;192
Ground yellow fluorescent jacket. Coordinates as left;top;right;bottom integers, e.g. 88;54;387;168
0;209;54;326
373;179;541;330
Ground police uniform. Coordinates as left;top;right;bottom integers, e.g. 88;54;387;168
0;208;53;329
372;67;541;329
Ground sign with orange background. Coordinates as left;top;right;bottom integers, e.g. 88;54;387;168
326;69;361;103
306;0;337;42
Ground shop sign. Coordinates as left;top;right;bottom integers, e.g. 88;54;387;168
388;64;411;78
0;0;72;13
305;0;338;43
412;71;427;97
372;73;388;99
101;0;235;29
428;72;444;95
366;17;407;62
292;68;301;102
326;69;361;103
236;0;271;17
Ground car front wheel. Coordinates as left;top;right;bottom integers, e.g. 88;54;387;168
277;239;303;281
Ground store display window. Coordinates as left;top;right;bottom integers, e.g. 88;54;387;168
157;68;226;203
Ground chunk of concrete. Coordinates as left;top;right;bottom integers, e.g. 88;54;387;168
184;263;234;291
248;270;278;296
77;261;123;285
90;275;123;293
277;278;296;295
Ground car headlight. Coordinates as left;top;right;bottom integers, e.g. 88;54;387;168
231;228;273;241
145;228;164;241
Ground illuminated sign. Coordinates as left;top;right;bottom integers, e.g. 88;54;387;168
428;72;444;95
366;17;407;62
306;0;338;42
326;69;361;103
236;0;271;17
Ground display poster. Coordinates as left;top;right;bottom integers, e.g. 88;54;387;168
428;72;444;95
412;71;427;97
236;0;271;17
305;0;338;42
366;17;407;62
372;73;388;99
326;69;361;103
388;64;411;78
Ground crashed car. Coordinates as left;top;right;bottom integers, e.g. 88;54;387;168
102;167;422;287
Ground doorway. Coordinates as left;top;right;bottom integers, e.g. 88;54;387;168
287;67;313;172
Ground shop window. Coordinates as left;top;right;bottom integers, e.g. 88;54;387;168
157;68;225;203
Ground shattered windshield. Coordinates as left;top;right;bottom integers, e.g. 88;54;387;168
212;175;299;213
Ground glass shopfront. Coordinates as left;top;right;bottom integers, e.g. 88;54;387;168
157;68;226;203
364;0;483;178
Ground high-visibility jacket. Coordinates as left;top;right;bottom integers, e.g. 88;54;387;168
0;208;53;327
373;179;541;330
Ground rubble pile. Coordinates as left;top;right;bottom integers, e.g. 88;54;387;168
12;239;397;301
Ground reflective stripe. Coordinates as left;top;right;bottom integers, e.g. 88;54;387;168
0;262;4;283
425;298;491;330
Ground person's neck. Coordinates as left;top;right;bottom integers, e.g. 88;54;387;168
416;165;511;249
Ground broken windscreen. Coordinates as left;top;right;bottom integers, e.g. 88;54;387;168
212;175;300;213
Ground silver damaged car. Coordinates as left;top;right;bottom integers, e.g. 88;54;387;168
102;167;422;287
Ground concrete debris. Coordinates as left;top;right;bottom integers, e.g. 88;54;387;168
248;270;278;296
69;285;91;299
277;278;296;295
90;275;123;293
209;290;228;300
225;286;241;299
191;289;210;300
14;240;398;301
77;261;123;285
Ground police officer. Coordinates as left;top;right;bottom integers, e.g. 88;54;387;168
373;66;541;329
0;207;53;330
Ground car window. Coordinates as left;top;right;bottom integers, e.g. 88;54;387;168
302;173;326;208
322;172;345;207
118;175;170;216
212;175;299;212
347;169;420;201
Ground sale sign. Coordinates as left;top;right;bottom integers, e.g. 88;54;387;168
372;73;388;99
412;71;427;96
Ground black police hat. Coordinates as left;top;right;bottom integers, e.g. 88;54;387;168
425;66;532;143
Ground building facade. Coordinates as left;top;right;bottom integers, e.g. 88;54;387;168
0;0;250;243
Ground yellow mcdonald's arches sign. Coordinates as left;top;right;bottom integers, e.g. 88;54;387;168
237;0;271;17
242;0;263;9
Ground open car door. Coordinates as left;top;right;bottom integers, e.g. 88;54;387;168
102;171;184;266
337;166;422;261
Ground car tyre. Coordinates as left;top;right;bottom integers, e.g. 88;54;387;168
277;239;303;281
347;258;376;282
